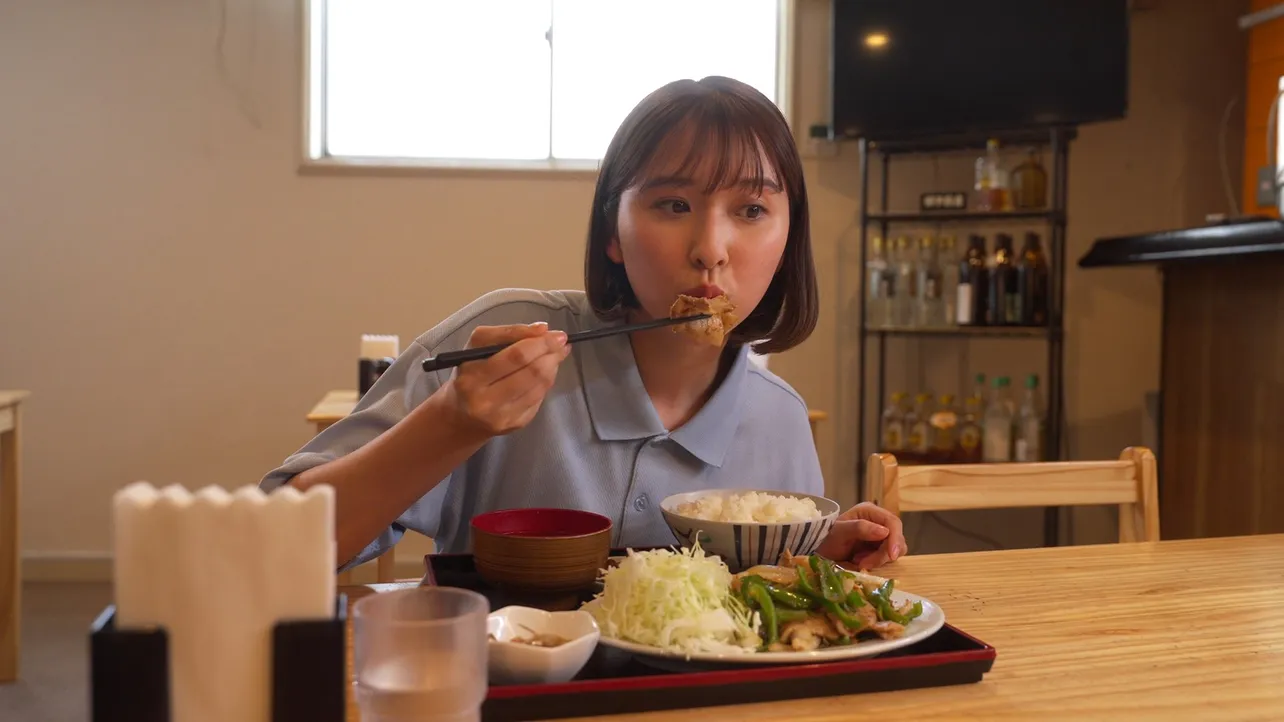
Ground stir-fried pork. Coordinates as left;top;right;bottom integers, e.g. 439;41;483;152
669;294;737;346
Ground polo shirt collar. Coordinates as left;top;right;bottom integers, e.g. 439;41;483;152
578;326;750;468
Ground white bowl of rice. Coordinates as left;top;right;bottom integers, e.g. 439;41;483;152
659;489;841;572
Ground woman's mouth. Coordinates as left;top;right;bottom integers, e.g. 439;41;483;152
681;284;726;299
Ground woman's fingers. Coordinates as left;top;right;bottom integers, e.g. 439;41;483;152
447;322;573;437
461;323;566;386
486;344;572;427
837;502;907;562
815;519;888;562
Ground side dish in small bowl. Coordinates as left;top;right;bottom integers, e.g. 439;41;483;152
486;605;600;685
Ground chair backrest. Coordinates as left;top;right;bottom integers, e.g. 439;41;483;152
866;446;1160;543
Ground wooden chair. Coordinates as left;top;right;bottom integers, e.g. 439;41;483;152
337;552;398;586
866;446;1160;543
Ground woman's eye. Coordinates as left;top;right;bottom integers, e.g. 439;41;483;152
656;199;690;213
742;204;767;220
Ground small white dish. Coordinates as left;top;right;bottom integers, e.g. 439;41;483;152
486;606;600;686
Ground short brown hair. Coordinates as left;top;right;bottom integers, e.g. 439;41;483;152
583;76;818;355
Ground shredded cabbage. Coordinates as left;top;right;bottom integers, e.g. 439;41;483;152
583;541;761;655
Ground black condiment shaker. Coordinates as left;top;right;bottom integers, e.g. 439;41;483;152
358;334;399;396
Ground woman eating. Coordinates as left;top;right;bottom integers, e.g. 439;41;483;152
259;76;907;573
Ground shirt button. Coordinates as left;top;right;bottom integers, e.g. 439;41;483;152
633;495;650;512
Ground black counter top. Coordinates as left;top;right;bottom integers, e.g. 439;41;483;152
1078;216;1284;268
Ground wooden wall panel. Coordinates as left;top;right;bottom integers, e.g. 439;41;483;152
1242;2;1284;216
1249;11;1284;63
1245;57;1284;129
1244;124;1269;214
1160;259;1284;540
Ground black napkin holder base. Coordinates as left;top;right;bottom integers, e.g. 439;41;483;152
88;594;348;722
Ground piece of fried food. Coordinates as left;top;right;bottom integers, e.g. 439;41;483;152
669;293;737;346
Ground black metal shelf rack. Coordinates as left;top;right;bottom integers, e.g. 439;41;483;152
853;127;1076;548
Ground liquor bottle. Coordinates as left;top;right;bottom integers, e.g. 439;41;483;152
973;139;1012;212
901;393;921;457
987;233;1019;326
956;235;989;326
866;236;894;328
1017;231;1050;326
1014;375;1045;462
1010;148;1048;209
881;392;907;452
957;396;984;463
893;236;917;327
907;393;933;456
970;373;988;412
982;377;1014;462
930;394;959;461
939;235;959;327
915;236;944;328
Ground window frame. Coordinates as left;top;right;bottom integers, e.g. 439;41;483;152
298;0;798;177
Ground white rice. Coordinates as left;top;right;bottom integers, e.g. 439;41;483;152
672;491;823;523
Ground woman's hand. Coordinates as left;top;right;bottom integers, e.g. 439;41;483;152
815;502;907;571
438;322;572;439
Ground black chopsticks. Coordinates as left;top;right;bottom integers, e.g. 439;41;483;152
420;314;712;372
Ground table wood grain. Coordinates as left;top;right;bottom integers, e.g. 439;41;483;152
341;534;1284;721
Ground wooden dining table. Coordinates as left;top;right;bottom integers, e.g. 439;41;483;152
341;533;1284;720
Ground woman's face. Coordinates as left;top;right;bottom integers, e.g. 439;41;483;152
607;137;790;341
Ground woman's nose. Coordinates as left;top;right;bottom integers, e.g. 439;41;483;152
689;215;730;269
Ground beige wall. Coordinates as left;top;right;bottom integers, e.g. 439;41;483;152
1;0;1246;577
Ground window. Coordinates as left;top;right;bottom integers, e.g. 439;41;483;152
305;0;790;170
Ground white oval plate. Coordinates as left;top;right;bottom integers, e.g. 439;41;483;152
585;586;944;669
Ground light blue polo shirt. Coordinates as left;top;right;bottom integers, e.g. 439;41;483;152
259;289;823;570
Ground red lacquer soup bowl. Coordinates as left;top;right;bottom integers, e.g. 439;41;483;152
471;509;612;594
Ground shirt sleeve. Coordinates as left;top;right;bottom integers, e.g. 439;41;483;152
259;339;450;570
258;289;573;571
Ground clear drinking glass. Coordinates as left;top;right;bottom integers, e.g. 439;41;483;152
353;587;490;722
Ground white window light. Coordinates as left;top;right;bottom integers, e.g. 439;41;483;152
303;0;792;173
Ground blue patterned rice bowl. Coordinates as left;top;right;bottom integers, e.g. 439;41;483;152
658;489;841;572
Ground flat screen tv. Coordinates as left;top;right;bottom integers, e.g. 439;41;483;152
830;0;1129;141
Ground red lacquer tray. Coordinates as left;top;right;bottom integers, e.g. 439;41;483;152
420;550;996;722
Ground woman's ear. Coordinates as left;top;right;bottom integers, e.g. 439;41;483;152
606;236;624;264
